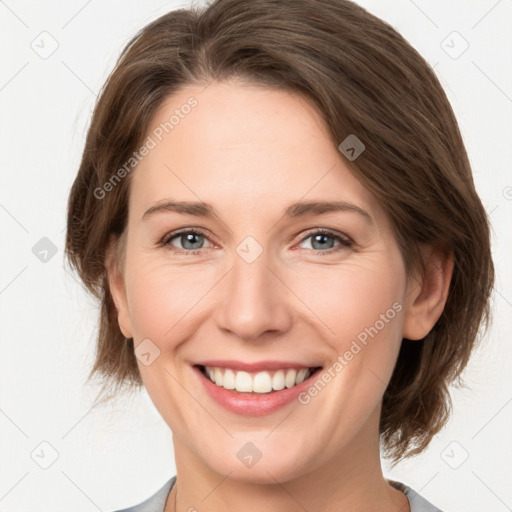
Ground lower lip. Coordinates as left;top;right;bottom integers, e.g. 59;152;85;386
192;365;321;416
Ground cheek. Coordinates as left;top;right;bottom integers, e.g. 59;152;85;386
125;257;218;341
293;256;405;349
125;239;407;353
291;256;406;438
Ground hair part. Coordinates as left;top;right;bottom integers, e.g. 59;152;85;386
65;0;494;463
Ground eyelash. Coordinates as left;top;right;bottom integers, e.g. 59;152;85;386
158;227;353;255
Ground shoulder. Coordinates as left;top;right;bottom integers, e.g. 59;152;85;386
110;475;176;512
388;479;445;512
111;476;444;512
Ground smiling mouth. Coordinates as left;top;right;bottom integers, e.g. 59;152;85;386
195;364;323;394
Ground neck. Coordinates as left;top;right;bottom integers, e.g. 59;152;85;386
165;408;409;512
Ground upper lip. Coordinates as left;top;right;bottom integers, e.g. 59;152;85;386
194;360;322;372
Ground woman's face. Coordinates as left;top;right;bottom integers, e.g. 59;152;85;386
109;80;420;482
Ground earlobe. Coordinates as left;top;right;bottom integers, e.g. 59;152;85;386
105;235;133;339
402;247;454;340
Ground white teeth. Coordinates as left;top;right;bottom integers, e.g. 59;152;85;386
272;370;285;391
296;368;309;384
223;368;236;389
235;371;253;392
214;368;223;386
285;369;297;388
203;366;314;393
253;372;272;393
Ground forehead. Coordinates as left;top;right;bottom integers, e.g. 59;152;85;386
129;81;378;220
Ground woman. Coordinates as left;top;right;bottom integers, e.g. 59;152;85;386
65;0;494;511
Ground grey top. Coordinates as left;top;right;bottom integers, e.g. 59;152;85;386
112;475;443;512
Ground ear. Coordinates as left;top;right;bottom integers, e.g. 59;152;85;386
402;246;454;340
105;234;133;339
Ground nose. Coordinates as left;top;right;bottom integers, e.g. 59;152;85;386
215;247;293;342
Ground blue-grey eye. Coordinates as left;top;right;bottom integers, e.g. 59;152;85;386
163;229;212;251
299;230;352;251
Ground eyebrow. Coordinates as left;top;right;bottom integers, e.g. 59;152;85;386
142;199;373;224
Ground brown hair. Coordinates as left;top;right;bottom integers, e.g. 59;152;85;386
65;0;494;462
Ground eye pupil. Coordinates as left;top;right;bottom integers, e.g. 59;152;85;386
182;233;203;250
311;233;335;250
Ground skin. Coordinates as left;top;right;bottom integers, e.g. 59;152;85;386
107;79;453;512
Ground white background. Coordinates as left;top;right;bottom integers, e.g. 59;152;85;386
0;1;511;511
